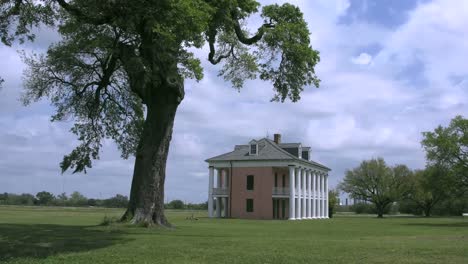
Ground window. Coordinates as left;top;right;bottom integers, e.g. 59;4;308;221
274;173;278;187
282;174;286;187
247;175;254;190
246;199;254;212
250;144;257;155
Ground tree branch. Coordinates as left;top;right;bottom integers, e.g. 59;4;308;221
117;43;146;101
231;15;274;45
208;41;234;65
55;0;112;25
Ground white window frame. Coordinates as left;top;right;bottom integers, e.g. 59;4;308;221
249;140;258;155
249;143;258;155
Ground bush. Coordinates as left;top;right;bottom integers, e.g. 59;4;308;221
398;200;422;215
335;205;352;212
432;194;468;216
102;194;128;208
350;203;375;214
87;199;97;206
167;200;184;209
99;215;119;226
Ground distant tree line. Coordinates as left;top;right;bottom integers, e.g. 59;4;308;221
0;191;207;210
0;191;128;208
338;115;468;217
164;199;208;210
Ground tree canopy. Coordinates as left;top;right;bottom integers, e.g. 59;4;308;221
422;115;468;189
403;165;454;217
328;189;339;218
1;0;321;226
35;191;55;205
339;158;412;218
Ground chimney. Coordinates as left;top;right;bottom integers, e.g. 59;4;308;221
273;133;281;144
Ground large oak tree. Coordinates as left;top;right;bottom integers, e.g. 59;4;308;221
422;115;468;190
339;158;411;218
403;165;454;217
0;0;320;226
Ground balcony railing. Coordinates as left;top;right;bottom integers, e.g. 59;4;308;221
212;188;229;195
272;187;290;196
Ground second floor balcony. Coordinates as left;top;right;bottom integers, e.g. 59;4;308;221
272;187;290;196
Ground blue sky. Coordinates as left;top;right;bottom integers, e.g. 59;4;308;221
0;0;467;202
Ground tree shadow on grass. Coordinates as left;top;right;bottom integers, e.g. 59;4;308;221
402;222;468;228
0;223;129;261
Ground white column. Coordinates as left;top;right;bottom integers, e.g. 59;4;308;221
288;165;296;220
216;169;221;218
312;171;316;219
320;173;324;218
301;168;307;219
208;166;214;218
307;170;312;219
296;167;302;219
318;173;322;219
222;169;226;188
325;174;329;218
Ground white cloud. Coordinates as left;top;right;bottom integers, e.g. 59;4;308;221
0;0;467;201
351;52;372;65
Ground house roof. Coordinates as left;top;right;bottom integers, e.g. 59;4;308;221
278;143;301;148
205;138;330;170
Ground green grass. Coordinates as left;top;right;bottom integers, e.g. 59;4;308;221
0;206;467;263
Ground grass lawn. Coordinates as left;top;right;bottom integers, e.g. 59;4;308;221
0;206;467;263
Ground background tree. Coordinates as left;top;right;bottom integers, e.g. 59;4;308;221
403;166;454;217
167;199;185;210
56;192;68;206
328;189;339;218
339;158;411;218
422;115;468;190
0;0;320;226
68;191;87;207
103;194;129;208
35;191;55;206
0;192;8;205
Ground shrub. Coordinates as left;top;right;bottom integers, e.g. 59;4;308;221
99;215;119;226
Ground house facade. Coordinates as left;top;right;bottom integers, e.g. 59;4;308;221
205;134;331;220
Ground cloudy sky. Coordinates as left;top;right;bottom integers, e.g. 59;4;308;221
1;0;467;202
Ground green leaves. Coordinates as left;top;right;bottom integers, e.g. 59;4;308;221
257;3;320;102
339;158;412;217
422;115;468;188
22;17;144;174
205;1;320;101
0;0;56;46
3;0;321;174
403;165;455;216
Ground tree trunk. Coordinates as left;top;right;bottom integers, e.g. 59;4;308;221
376;204;384;218
121;86;182;227
424;204;432;217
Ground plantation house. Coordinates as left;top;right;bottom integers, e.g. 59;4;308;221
205;134;331;220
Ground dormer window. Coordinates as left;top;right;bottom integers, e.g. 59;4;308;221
249;140;258;155
250;144;257;155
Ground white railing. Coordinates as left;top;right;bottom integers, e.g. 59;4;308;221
295;188;309;195
212;188;228;195
272;187;290;196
